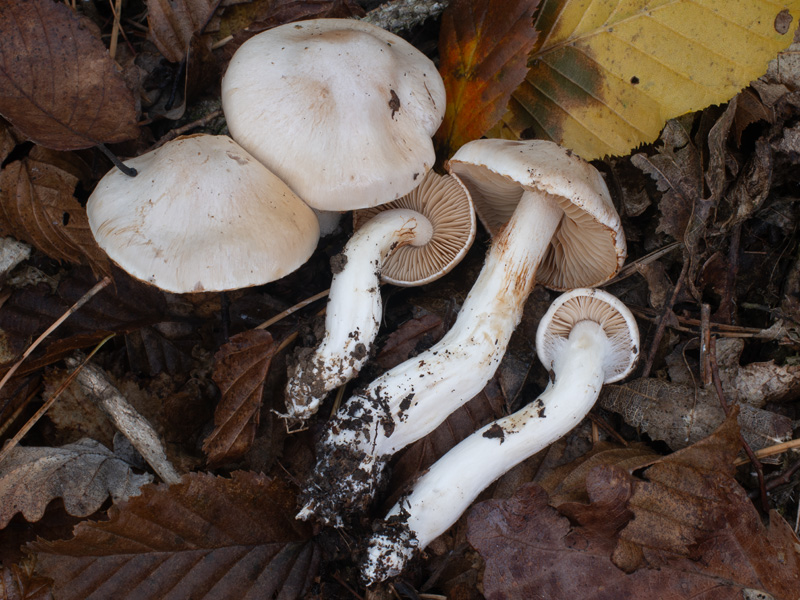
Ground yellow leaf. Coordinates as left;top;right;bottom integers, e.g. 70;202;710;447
492;0;800;160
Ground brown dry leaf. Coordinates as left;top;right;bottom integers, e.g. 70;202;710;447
0;0;138;150
0;268;166;374
468;412;800;599
599;378;792;452
203;330;276;467
0;562;53;600
630;119;702;242
434;0;540;160
30;472;319;600
537;441;659;507
0;144;110;276
147;0;217;63
0;439;152;529
374;313;444;371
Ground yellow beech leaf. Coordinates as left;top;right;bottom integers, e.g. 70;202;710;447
491;0;800;160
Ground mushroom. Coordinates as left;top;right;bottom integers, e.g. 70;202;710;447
298;139;626;524
362;288;640;584
87;134;319;293
283;171;475;423
221;18;446;212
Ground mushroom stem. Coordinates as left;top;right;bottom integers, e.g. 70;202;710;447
299;189;563;523
284;209;433;421
361;319;612;584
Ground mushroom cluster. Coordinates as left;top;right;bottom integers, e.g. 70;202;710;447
83;16;641;588
299;138;629;524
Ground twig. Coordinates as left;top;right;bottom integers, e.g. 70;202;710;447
717;223;741;324
765;456;800;492
627;305;780;338
0;381;41;440
67;356;182;484
700;303;712;387
0;276;111;395
709;337;769;512
586;413;628;446
734;437;800;466
0;337;112;466
152;109;224;150
97;144;137;177
361;0;449;32
640;259;689;378
256;289;330;330
602;241;683;286
108;0;123;60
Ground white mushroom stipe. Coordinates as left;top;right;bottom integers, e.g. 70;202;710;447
361;288;639;584
299;188;564;523
298;140;624;524
284;209;433;421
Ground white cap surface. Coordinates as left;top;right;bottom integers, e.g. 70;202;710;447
87;134;320;293
447;139;626;290
221;18;446;211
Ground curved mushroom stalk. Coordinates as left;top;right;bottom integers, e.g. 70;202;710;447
361;288;640;584
297;189;563;523
283;171;475;424
284;209;433;421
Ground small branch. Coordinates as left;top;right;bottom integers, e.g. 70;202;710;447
734;437;800;466
0;276;111;394
67;357;181;484
255;288;329;330
152;109;223;150
709;337;769;513
0;339;111;466
361;0;449;32
97;144;137;177
640;259;689;378
700;303;711;387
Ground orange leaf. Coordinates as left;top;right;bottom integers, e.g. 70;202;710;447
0;0;139;150
434;0;540;160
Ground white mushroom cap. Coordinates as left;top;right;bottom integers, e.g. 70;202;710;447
221;18;446;211
536;287;639;383
447;139;626;290
352;171;476;286
87;134;320;293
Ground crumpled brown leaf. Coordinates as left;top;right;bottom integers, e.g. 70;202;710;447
468;411;800;599
599;378;792;452
0;562;53;600
0;138;110;276
30;472;319;600
203;330;276;467
147;0;218;63
0;0;138;150
434;0;540;160
0;438;152;529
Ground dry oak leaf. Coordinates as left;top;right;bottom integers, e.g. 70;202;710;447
0;142;110;275
203;329;276;467
0;438;152;529
0;563;53;600
29;472;319;600
147;0;219;64
599;378;793;453
0;0;138;150
434;0;540;160
468;411;800;599
491;0;800;160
